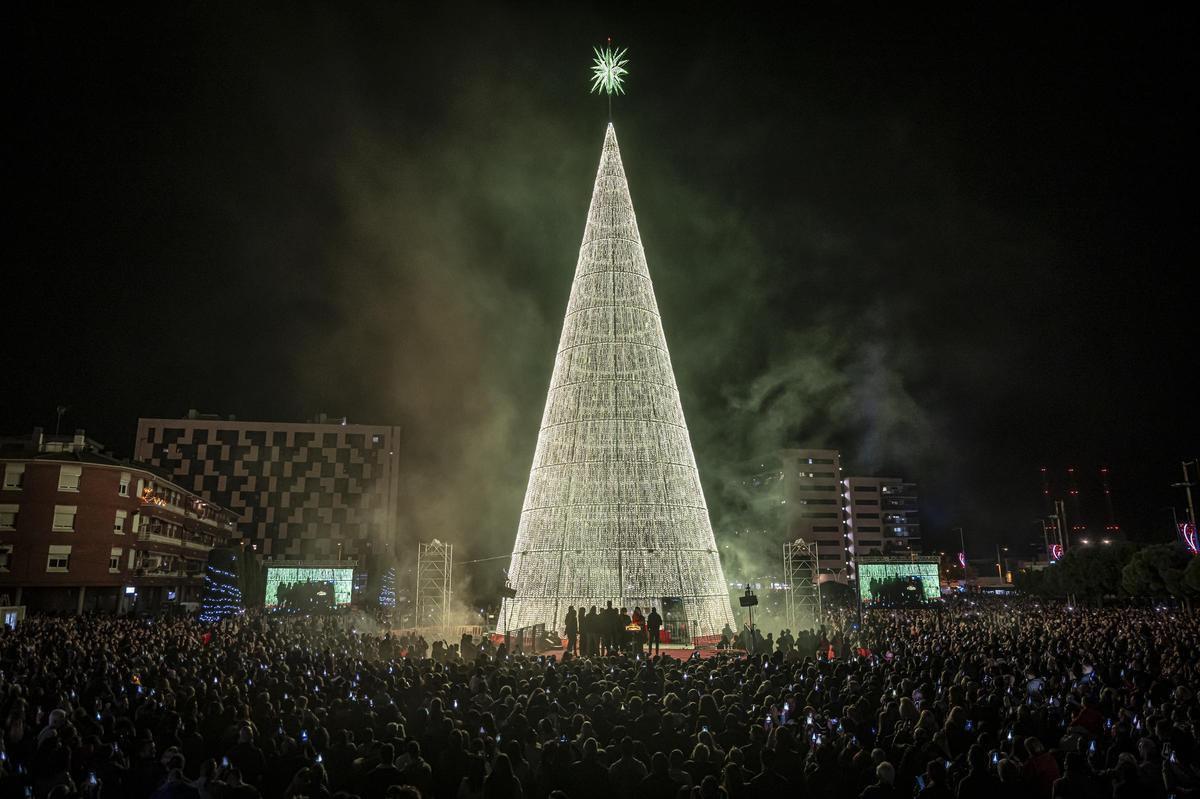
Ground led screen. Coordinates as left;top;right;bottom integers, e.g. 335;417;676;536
858;561;941;601
265;566;354;607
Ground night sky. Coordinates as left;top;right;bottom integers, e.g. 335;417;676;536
7;4;1197;567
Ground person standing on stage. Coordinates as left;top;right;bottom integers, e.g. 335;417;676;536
564;605;578;656
602;601;615;655
631;606;645;656
584;606;597;655
647;606;662;655
619;607;632;654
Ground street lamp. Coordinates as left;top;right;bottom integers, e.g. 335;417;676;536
1172;459;1197;532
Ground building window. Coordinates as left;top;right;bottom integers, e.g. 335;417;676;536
2;464;25;491
109;547;122;573
58;465;82;492
52;505;77;531
0;504;16;530
114;510;127;534
0;544;11;572
47;545;71;572
118;472;131;496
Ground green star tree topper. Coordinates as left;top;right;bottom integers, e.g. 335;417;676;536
590;40;628;117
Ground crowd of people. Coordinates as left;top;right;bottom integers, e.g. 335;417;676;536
0;597;1198;799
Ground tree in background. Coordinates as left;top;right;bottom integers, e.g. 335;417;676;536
1014;543;1198;606
1013;566;1057;597
1121;544;1196;608
1184;556;1200;597
1054;542;1136;605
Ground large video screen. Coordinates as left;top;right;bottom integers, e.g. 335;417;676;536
858;561;941;601
265;566;354;607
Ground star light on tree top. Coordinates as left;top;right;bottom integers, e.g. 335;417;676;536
590;39;628;119
590;42;629;95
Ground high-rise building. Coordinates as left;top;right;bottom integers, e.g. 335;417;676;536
499;124;735;640
845;476;920;555
133;412;401;560
732;449;848;582
0;428;238;614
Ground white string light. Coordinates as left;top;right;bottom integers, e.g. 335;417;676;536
501;125;736;638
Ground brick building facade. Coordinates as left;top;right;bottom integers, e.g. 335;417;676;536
0;429;238;614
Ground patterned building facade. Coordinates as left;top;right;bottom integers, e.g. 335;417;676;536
133;414;401;560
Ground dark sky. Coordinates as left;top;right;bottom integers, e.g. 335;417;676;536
6;4;1197;565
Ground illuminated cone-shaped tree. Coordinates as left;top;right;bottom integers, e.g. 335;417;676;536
500;124;736;639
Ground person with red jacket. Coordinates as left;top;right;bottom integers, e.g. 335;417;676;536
1021;737;1061;798
1069;696;1105;740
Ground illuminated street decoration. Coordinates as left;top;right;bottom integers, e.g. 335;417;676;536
500;124;735;637
1050;543;1063;561
1181;523;1198;555
140;485;168;507
957;551;967;569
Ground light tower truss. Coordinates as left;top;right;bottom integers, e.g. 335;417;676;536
415;539;453;637
784;538;821;632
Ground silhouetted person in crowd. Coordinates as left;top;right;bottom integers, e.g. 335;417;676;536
639;751;678;799
917;760;953;799
484;752;524;799
860;761;902;799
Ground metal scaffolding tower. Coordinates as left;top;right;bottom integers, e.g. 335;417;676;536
783;539;821;632
415;539;453;637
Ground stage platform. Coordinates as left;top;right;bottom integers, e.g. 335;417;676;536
539;643;731;662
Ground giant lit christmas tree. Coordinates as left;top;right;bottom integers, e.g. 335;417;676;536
499;114;736;639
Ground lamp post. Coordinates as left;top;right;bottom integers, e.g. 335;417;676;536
1164;506;1180;541
1172;460;1197;533
1049;500;1068;551
1036;519;1051;564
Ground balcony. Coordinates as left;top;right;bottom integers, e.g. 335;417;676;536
136;530;214;552
138;529;181;546
133;569;203;583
